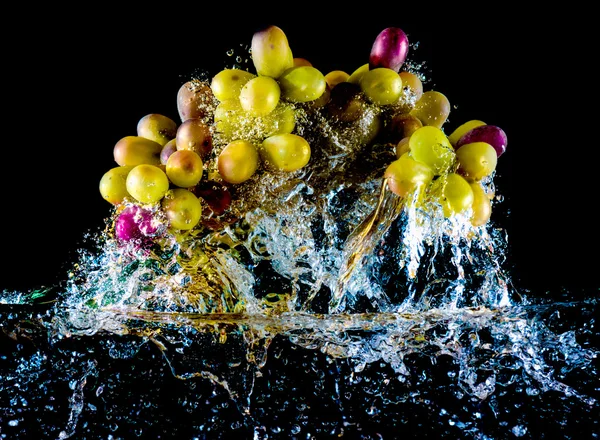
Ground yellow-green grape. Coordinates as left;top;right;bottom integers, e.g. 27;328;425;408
177;80;214;122
448;120;486;146
126;164;170;204
136;114;177;147
261;134;311;172
278;66;327;103
214;99;245;139
175;119;213;158
293;57;312;67
210;69;255;102
218;140;259;184
410;91;451;128
239;76;281;116
161;188;202;230
409;126;455;175
384;153;434;197
262;104;296;136
470;182;492;226
398;71;423;102
347;63;369;84
251;25;294;78
113;136;163;167
359;68;403;105
325;70;349;88
396;137;410;158
99;166;134;205
456;142;498;181
166;150;203;188
440;173;474;216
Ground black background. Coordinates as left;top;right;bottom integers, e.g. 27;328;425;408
2;7;598;297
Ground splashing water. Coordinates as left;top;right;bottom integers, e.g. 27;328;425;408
2;58;598;439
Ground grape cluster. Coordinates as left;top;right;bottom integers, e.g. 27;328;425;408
99;24;507;244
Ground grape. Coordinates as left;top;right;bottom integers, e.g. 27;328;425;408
261;134;311;172
399;71;423;102
305;83;331;109
456;142;498;180
293;57;312;67
99;166;133;205
177;80;214;122
218;140;259;184
409;126;455;175
396;137;410;158
262;104;296;136
457;125;508;157
136;113;177;147
113;136;162;167
326;82;367;122
214;99;245;140
325;70;349;88
239;76;281;116
210;69;255;102
193;181;232;215
448;120;486;146
410;91;451;128
115;205;159;243
278;66;327;103
175;118;213;158
161;188;202;230
369;27;409;72
160;139;177;165
470;182;492;226
384;153;434;197
251;25;294;78
126;164;170;204
439;173;474;216
360;68;403;105
387;113;423;143
166;150;204;188
347;63;369;84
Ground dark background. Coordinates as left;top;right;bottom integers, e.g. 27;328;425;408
2;8;598;298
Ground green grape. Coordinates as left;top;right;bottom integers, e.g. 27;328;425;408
137;114;177;147
470;181;492;226
399;71;423;102
347;63;369;84
251;25;294;78
113;136;162;167
210;69;255;102
261;133;311;172
166;150;203;188
410;91;451;128
448;120;486;146
395;137;410;158
214;99;245;139
239;76;281;116
409;126;455;175
359;67;403;105
440;173;474;216
218;140;259;184
126;164;170;204
261;104;296;136
161;188;202;230
278;66;327;103
384;153;434;197
325;70;349;89
456;142;498;180
99;166;133;205
175;118;213;158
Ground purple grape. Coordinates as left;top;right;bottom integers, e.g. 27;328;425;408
115;205;159;244
457;125;508;157
369;28;409;72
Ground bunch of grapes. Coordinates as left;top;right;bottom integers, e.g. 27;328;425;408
99;24;507;245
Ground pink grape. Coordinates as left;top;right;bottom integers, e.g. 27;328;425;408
369;27;409;72
457;125;507;157
114;205;159;244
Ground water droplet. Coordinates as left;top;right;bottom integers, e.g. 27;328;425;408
226;49;234;56
8;420;19;427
